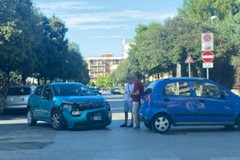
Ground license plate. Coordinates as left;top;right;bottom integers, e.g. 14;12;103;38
92;113;101;120
13;98;24;102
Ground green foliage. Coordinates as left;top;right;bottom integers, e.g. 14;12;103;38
95;75;112;87
113;2;239;87
178;0;240;21
0;0;89;85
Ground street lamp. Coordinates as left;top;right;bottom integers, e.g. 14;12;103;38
210;16;217;24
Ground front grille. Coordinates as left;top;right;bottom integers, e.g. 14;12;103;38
73;102;103;111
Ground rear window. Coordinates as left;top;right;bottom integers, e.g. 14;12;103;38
7;87;31;96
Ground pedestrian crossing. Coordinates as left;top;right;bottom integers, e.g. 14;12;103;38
93;158;240;160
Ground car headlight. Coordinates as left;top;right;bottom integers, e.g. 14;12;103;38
72;109;83;116
103;102;111;110
62;103;73;109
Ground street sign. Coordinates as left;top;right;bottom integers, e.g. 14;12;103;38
185;54;194;63
201;33;214;51
203;62;214;68
202;51;214;63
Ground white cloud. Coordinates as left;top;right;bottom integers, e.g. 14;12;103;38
35;1;100;13
56;10;176;30
35;1;177;30
72;24;130;30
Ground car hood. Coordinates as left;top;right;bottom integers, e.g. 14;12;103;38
53;95;106;104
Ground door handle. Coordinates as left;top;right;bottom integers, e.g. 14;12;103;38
199;99;205;103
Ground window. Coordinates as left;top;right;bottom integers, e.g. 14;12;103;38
164;82;190;96
193;82;229;98
7;87;31;96
42;86;52;98
34;86;43;96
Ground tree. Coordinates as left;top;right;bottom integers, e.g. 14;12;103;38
0;0;38;84
178;0;240;21
95;75;112;87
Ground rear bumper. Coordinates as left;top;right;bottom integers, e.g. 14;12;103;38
3;104;27;110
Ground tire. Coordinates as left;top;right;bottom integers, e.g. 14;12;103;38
144;121;152;130
27;108;37;126
51;110;66;130
152;114;171;133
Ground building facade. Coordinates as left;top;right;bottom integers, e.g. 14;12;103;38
86;53;124;81
86;39;134;82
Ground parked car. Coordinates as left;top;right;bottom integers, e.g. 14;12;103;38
27;82;112;130
88;86;101;95
3;85;36;113
110;88;122;94
141;77;240;133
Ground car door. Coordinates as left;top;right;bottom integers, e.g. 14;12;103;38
161;80;197;124
192;81;236;123
29;86;43;118
40;85;55;121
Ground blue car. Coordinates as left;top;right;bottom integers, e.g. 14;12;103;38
27;82;112;130
141;77;240;133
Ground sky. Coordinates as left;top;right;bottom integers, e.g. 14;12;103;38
33;0;184;59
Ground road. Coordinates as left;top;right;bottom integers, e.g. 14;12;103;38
0;92;240;160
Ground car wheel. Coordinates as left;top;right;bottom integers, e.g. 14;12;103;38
144;121;152;130
51;110;66;130
152;114;171;133
27;108;37;126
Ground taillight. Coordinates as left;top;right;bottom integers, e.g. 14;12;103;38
146;94;151;102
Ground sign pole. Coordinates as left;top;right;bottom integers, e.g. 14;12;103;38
206;68;209;79
185;54;194;77
188;63;191;77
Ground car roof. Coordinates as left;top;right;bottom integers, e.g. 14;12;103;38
153;77;208;83
47;82;84;86
8;85;36;88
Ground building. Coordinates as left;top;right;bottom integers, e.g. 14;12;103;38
122;38;134;58
86;53;124;81
86;38;134;82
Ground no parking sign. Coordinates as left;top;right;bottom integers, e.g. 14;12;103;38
201;33;214;51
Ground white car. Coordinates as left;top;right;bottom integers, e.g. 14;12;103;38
3;85;36;113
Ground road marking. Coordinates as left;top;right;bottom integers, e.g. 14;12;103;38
211;157;240;160
151;158;181;160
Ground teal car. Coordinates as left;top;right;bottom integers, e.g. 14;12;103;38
27;82;112;130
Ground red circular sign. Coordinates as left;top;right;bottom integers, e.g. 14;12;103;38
202;51;214;62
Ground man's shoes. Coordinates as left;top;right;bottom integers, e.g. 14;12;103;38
120;124;128;127
128;124;133;128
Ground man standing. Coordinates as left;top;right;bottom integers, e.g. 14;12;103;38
120;77;134;127
129;74;144;129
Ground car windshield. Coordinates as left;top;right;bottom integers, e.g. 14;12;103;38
52;84;94;96
7;87;31;96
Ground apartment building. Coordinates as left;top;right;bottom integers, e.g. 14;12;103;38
86;53;124;81
86;39;134;82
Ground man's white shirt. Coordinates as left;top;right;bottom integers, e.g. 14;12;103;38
123;83;134;101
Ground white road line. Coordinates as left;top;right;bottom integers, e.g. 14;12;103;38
211;157;240;160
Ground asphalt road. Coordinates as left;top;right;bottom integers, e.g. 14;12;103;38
0;93;240;160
